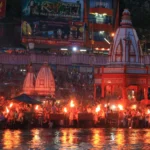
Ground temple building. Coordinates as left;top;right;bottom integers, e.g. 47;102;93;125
23;63;55;96
94;9;150;105
23;65;35;95
35;63;55;96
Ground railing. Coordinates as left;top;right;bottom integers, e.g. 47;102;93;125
0;53;108;66
0;53;150;66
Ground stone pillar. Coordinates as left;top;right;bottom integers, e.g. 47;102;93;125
144;87;148;100
101;84;105;98
122;86;127;107
122;87;126;99
122;74;127;105
110;85;113;95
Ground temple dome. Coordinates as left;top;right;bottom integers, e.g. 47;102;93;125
23;65;35;95
108;9;143;66
35;63;55;96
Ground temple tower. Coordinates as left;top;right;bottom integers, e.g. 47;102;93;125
94;9;149;105
108;9;143;65
35;62;55;96
23;65;35;95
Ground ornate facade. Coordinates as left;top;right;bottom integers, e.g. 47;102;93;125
94;9;150;105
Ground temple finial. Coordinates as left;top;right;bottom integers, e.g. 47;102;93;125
120;9;132;27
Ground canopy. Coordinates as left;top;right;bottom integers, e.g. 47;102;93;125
12;94;42;105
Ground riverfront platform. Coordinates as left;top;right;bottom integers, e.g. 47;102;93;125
0;112;124;129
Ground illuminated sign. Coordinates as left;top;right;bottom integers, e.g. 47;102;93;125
22;0;81;19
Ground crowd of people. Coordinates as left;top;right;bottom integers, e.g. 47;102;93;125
0;64;150;129
54;70;93;100
0;98;150;129
0;65;94;100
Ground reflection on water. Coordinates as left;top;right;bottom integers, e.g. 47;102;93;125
2;130;21;149
0;128;150;149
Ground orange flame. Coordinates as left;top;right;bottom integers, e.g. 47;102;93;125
6;107;9;113
70;100;75;108
95;105;100;113
64;107;67;113
35;105;39;110
118;104;123;110
9;103;13;108
132;105;136;109
111;105;116;109
104;104;107;107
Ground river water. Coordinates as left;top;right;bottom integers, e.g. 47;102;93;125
0;128;150;150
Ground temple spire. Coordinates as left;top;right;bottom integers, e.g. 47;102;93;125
35;63;55;96
108;9;143;65
120;9;132;27
23;64;35;95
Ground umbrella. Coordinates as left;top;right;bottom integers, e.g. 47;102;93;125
12;94;42;105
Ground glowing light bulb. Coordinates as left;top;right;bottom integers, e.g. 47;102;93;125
9;103;13;108
118;104;123;110
72;47;77;52
111;33;115;37
6;107;9;113
70;100;75;108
